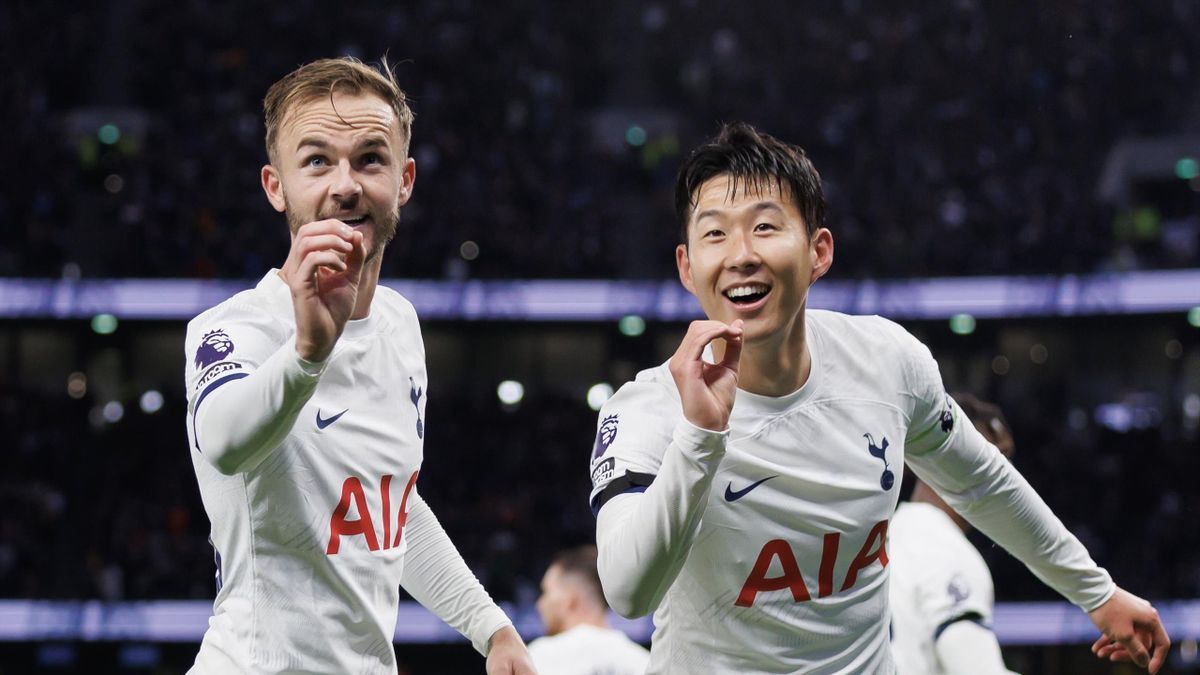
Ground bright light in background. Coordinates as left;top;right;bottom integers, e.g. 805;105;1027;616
140;390;164;414
67;372;87;399
102;401;125;423
91;314;118;335
587;383;614;411
459;240;480;261
97;124;121;145
618;314;646;337
1189;307;1200;328
949;313;976;335
625;125;647;147
1176;157;1198;181
497;380;524;406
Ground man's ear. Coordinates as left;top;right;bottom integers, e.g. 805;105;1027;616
676;244;697;296
397;157;417;207
809;228;834;283
261;164;286;213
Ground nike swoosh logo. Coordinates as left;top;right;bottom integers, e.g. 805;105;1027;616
316;408;348;429
724;475;778;502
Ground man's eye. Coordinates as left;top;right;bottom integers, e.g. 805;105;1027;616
754;222;777;232
704;229;724;238
305;156;327;168
361;153;380;165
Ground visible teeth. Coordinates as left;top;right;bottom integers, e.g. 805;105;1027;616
725;285;768;299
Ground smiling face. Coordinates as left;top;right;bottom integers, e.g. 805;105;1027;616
261;90;415;263
676;175;833;346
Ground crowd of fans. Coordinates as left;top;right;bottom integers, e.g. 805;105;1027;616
1;319;1197;605
4;0;1199;280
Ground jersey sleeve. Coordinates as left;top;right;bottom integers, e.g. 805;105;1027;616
587;377;679;515
399;491;513;656
184;298;326;474
589;372;730;618
900;333;1116;611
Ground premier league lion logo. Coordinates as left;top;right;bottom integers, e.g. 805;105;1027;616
195;329;235;369
593;414;619;459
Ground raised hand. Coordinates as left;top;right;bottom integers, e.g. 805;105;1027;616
280;220;366;363
1089;587;1170;673
668;319;744;431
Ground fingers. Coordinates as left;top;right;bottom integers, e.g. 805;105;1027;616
296;251;349;281
1148;619;1171;673
675;320;744;367
717;319;744;370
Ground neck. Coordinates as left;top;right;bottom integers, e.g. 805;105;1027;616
350;251;384;320
718;312;811;397
567;609;610;631
911;482;971;532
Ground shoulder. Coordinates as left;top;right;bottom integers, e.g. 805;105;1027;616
600;362;680;433
809;309;927;359
373;284;418;319
185;283;291;363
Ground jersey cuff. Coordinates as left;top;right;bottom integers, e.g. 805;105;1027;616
591;470;656;517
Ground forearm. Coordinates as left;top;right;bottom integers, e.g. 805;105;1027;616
936;621;1017;675
929;452;1114;611
399;493;511;656
192;340;324;474
596;422;726;618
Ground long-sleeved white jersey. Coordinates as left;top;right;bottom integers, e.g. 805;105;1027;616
590;310;1114;674
185;271;510;674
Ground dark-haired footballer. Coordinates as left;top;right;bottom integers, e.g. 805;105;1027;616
587;123;1169;673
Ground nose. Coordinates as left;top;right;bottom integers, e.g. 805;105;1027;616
725;228;761;270
330;160;362;202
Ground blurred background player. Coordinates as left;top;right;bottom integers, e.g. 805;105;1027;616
890;393;1019;675
527;545;649;675
183;57;532;674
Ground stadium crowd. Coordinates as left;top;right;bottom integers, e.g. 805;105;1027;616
4;0;1199;280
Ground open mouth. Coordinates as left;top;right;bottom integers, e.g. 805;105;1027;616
341;215;369;226
723;283;771;306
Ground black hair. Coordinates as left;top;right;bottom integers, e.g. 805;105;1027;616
674;121;827;244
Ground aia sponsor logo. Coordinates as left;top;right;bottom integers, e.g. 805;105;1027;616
327;472;420;555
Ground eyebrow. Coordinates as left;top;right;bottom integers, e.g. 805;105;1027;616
295;136;391;154
694;201;786;223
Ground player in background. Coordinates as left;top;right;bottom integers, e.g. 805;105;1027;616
889;394;1019;674
183;57;534;674
527;545;650;675
588;122;1169;673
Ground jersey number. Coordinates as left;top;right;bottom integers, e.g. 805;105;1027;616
736;519;889;607
327;472;420;554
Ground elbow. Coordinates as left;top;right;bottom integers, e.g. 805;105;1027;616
598;559;655;619
204;443;248;476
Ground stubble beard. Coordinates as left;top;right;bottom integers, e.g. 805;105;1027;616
285;202;401;264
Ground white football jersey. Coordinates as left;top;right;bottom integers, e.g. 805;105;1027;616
590;310;1113;674
184;271;507;674
527;624;650;675
889;502;1000;675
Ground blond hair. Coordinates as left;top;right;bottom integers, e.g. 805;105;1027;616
263;56;414;162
